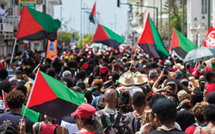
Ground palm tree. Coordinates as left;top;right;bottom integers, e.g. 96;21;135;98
163;0;178;15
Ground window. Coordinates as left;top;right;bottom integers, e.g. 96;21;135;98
202;0;207;14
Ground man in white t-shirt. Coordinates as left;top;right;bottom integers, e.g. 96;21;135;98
0;4;6;16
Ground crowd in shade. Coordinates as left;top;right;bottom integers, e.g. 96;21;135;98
1;47;215;134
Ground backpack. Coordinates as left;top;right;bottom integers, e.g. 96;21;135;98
98;111;132;134
127;112;142;134
0;120;18;134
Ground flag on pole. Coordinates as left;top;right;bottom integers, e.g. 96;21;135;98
203;26;215;47
2;91;8;109
138;13;169;59
26;71;85;121
89;2;96;24
93;24;125;49
46;40;57;59
170;29;198;59
16;6;61;41
21;105;40;123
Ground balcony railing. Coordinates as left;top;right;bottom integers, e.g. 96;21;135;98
8;5;19;17
0;17;14;39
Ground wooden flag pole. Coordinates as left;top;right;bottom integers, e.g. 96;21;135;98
21;69;40;120
32;64;41;74
10;38;17;63
21;105;27;120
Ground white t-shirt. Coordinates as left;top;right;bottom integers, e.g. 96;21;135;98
61;121;79;134
0;8;5;16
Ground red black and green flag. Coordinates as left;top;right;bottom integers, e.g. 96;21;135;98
89;2;96;24
16;5;61;41
26;71;85;120
93;24;125;49
170;29;198;59
138;13;169;59
12;61;18;67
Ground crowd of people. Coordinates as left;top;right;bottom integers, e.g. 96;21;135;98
0;47;215;134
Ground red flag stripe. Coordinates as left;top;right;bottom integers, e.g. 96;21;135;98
26;70;57;108
170;29;180;49
93;24;109;41
16;6;43;38
91;2;96;16
138;13;155;45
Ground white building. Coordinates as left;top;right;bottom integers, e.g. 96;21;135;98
127;0;169;45
0;0;61;56
187;0;213;47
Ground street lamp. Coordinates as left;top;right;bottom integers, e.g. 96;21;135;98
191;16;207;47
193;17;198;27
201;16;206;26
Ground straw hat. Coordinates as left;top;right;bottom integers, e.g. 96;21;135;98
133;72;148;85
177;90;188;102
119;71;135;87
100;80;115;92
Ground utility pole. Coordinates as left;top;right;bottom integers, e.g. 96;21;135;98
60;3;62;44
83;3;85;46
182;0;185;35
160;0;162;33
43;0;46;52
43;0;46;13
153;0;155;22
168;0;171;46
208;0;211;29
80;0;83;48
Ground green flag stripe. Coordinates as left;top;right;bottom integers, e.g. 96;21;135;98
101;25;125;43
175;29;198;53
27;7;61;33
12;61;18;65
149;17;169;59
21;105;39;123
40;71;84;106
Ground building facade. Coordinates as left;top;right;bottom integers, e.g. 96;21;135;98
127;0;169;45
187;0;213;47
0;0;61;56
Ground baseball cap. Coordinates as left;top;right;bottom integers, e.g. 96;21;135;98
151;98;176;117
71;104;96;119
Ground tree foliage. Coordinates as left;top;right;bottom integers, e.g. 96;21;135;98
57;32;79;44
77;33;93;48
162;0;187;35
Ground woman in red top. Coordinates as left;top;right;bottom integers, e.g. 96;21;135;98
205;71;215;95
71;104;102;134
33;116;69;134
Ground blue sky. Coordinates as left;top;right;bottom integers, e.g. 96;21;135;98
54;0;128;35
